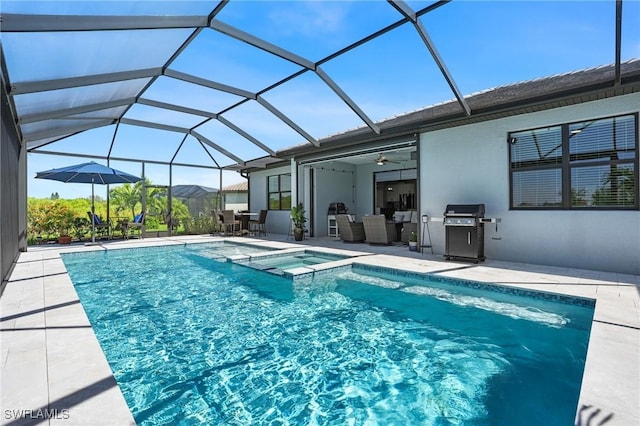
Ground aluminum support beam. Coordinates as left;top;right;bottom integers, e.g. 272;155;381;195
256;96;318;146
291;158;298;206
169;134;189;164
163;69;256;99
210;20;315;70
389;0;470;116
209;20;377;137
190;130;245;165
23;119;114;142
388;0;417;21
615;0;622;84
1;13;208;32
216;116;276;155
414;21;471;116
315;66;380;134
196;140;222;169
320;1;449;67
10;68;161;95
138;98;218;118
120;118;189;133
19;98;136;124
30;149;220;169
107;122;120;159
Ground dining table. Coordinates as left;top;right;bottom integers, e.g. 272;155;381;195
235;212;259;234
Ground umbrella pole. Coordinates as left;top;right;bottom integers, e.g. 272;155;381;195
91;178;96;244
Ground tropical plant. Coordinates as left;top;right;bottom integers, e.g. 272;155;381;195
143;182;167;218
28;198;97;243
48;202;75;237
72;217;90;241
291;202;306;231
181;216;213;235
171;200;190;221
109;183;141;219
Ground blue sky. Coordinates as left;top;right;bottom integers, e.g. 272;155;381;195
3;0;639;199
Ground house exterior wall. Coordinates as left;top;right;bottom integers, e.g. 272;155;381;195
309;163;356;235
420;93;640;275
223;192;248;212
249;165;291;234
247;94;638;273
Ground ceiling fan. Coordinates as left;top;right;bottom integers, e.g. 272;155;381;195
374;154;399;165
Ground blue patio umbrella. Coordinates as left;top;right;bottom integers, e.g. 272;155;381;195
36;161;142;243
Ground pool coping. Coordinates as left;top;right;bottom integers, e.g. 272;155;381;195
1;235;638;425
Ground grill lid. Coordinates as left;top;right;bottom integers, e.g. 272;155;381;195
328;202;347;215
443;204;485;217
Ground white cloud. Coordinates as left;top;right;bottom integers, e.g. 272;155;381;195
267;1;351;39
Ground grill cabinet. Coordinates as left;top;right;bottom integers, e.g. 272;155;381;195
443;204;486;263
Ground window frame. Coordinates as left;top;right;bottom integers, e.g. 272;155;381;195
267;173;292;211
509;113;639;210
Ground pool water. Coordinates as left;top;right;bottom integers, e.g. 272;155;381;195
62;245;594;425
186;241;274;260
248;251;347;270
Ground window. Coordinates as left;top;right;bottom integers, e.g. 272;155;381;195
268;174;291;210
510;114;638;209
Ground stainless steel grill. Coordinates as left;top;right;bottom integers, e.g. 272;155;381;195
443;204;486;262
328;202;347;215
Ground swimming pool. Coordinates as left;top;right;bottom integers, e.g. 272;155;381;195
239;250;349;271
185;241;275;261
62;244;594;425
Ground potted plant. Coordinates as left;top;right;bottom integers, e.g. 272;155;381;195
53;206;75;244
56;216;74;244
408;232;418;251
291;202;307;241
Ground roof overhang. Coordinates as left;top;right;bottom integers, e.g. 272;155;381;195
274;60;640;162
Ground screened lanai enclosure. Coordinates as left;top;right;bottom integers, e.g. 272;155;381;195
1;1;638;283
4;1;637;169
171;184;221;218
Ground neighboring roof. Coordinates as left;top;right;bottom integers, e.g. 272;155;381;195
171;184;219;199
276;59;640;163
221;182;248;193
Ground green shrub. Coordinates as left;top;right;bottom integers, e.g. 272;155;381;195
182;216;213;235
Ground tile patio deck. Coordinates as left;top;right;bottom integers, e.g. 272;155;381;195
1;234;638;425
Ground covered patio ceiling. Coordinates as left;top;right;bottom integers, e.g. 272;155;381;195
1;1;636;172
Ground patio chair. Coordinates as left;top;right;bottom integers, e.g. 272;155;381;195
114;218;129;239
86;211;111;239
164;212;179;234
210;210;223;235
362;215;396;245
335;214;365;243
248;209;268;236
222;210;240;236
127;212;145;239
